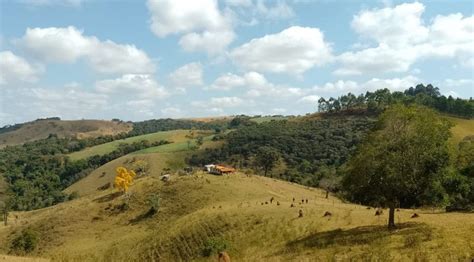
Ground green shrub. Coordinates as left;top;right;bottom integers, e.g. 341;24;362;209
147;194;160;214
10;228;39;254
202;237;229;257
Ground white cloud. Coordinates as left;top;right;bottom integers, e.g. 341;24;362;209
313;75;420;96
337;3;474;75
147;0;235;54
208;71;304;98
161;107;182;117
255;0;295;20
3;86;108;124
209;73;246;90
0;51;43;85
225;0;252;7
351;2;428;48
230;26;333;76
444;79;474;88
298;95;320;104
334;44;418;76
18;0;85;7
95;74;168;99
17;26;155;74
192;96;244;108
168;62;204;91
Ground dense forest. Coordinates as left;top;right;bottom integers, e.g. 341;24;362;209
188;114;377;186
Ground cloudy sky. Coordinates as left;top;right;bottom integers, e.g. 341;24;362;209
0;0;473;125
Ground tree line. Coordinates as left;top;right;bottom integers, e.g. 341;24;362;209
317;84;473;118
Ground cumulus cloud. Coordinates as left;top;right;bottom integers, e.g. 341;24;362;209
336;3;474;75
0;85;108;125
17;26;155;74
208;71;305;98
95;74;168;99
298;95;321;104
168;62;204;91
147;0;235;54
351;2;428;47
0;51;43;85
313;75;420;96
230;26;333;76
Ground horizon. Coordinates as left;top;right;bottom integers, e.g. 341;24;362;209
1;0;473;126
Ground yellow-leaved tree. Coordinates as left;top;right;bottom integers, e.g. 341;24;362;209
114;167;136;193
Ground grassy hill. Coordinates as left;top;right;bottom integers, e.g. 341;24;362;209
65;134;220;196
0;120;131;148
1;171;472;261
445;116;474;144
67;130;213;161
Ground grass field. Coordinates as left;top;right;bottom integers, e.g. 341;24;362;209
445;116;474;144
1;172;472;261
67;130;200;161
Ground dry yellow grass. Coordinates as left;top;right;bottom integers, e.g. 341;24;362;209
0;255;49;262
0;120;131;148
1;171;473;261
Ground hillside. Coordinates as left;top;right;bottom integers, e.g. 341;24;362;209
66;129;210;161
1;171;473;261
65;134;220;196
0;120;132;148
445;115;474;144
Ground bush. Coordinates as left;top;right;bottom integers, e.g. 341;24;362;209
10;228;39;254
147;194;160;214
202;237;229;257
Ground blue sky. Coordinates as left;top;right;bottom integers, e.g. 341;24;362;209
0;0;473;125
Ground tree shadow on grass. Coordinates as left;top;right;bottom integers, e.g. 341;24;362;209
284;222;432;251
93;191;122;203
129;209;156;224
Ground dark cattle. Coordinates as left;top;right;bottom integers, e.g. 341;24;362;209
411;213;419;218
323;211;332;217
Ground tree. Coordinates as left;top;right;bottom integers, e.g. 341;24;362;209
343;105;452;229
1;200;9;226
254;146;280;177
318;166;339;199
196;136;204;147
114;167;136;193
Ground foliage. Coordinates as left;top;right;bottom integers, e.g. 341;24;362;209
254;146;280;177
131;159;149;176
10;228;39;254
188;114;376;186
129;118;229;136
202;237;229;257
147;193;161;214
317;84;473;118
342;105;453;227
114;167;136;193
0;135;168;210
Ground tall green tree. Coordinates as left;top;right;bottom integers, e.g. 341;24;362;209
343;105;452;228
254;146;280;177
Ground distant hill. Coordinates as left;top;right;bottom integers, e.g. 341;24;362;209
0;119;132;148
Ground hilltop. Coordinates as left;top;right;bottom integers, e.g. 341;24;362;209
0;119;131;148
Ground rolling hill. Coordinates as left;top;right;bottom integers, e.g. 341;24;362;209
1;171;473;261
66;129;209;161
0;119;132;148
